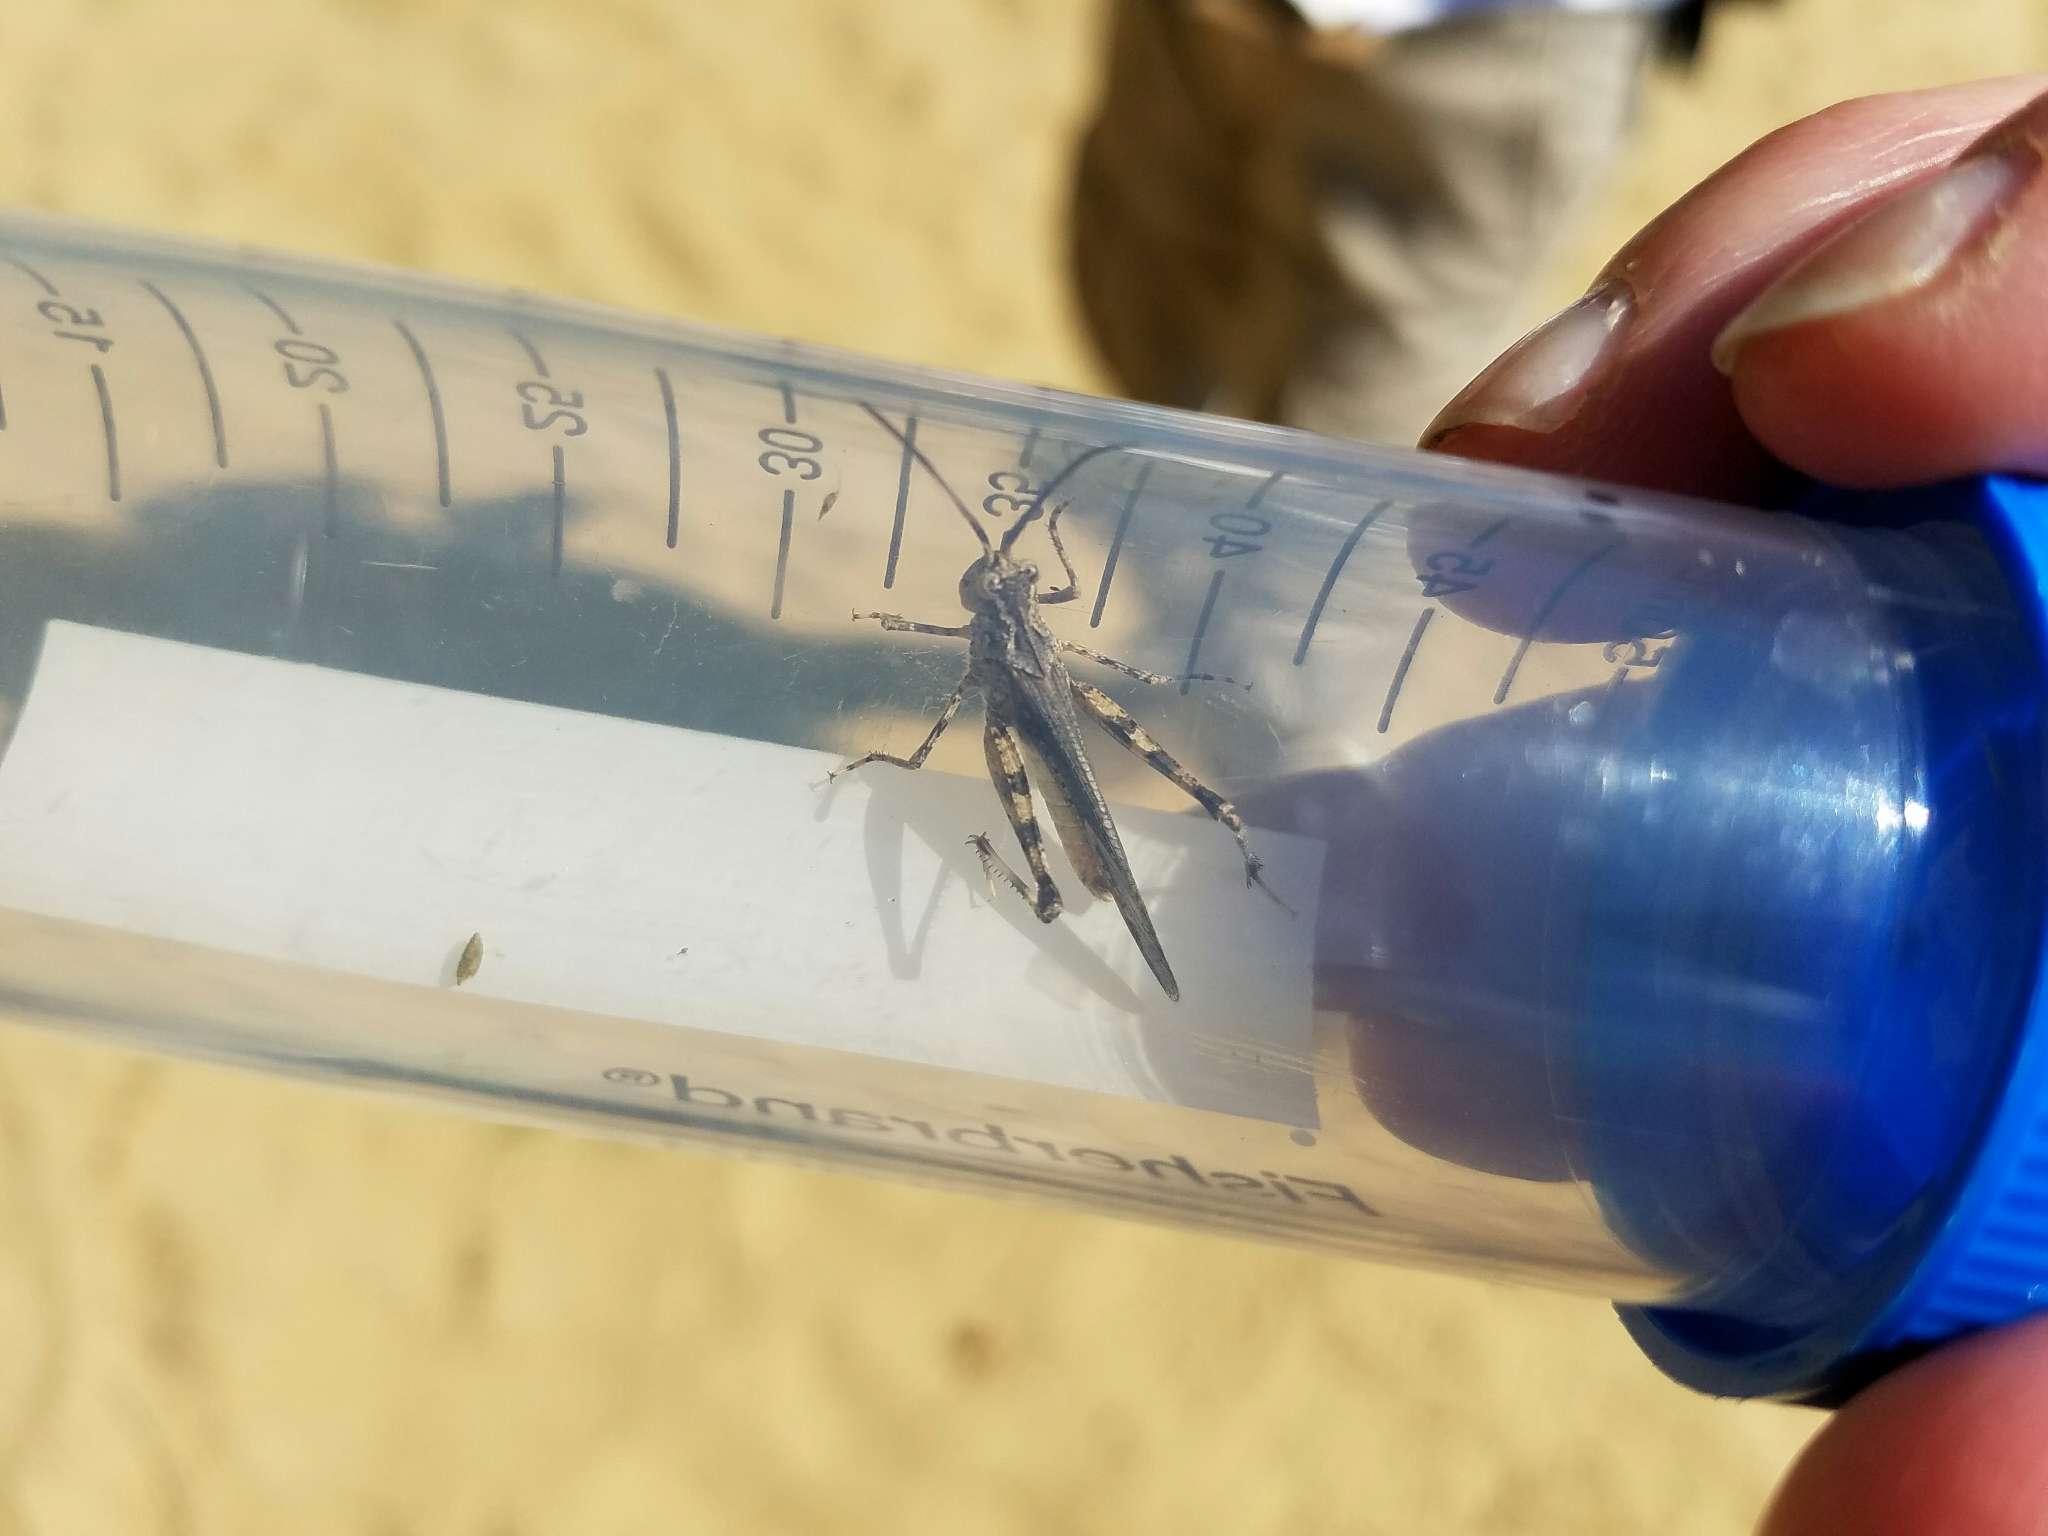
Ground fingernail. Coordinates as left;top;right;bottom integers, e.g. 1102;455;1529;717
1712;145;2036;374
1420;285;1631;446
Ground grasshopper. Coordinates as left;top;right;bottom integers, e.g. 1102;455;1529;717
830;410;1287;1002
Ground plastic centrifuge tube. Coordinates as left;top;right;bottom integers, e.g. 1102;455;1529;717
0;210;2045;1400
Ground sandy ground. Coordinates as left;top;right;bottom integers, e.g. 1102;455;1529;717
0;3;2041;1533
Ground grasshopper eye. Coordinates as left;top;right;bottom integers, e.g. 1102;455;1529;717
1019;562;1039;583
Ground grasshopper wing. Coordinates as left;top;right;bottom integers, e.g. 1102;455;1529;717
1012;681;1180;1002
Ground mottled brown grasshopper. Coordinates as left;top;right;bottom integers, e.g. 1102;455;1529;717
831;408;1287;1001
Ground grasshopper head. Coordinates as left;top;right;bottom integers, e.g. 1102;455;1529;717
959;553;1038;611
958;555;1000;611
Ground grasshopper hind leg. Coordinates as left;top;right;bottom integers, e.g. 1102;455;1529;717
968;833;1033;906
981;721;1063;923
1069;680;1295;916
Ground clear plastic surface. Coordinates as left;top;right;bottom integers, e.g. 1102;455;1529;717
0;213;2038;1321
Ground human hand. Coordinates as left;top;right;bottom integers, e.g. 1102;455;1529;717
1423;76;2048;1535
1422;75;2048;498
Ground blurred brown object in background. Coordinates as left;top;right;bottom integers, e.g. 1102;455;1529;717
1070;0;1669;444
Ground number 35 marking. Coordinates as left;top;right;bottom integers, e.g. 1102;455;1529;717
517;378;588;437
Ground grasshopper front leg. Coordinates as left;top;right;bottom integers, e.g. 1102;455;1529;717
1034;503;1082;606
853;611;972;640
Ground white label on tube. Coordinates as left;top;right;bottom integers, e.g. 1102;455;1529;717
0;623;1323;1124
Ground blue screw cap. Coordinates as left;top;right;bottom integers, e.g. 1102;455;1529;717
1615;475;2048;1401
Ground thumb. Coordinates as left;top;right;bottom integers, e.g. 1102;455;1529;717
1714;86;2048;487
1758;1314;2048;1536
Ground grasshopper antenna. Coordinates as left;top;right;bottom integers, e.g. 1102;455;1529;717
998;494;1051;554
856;401;991;554
999;441;1133;553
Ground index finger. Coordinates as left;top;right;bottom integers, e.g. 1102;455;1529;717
1421;77;2048;502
